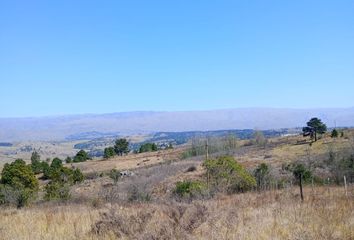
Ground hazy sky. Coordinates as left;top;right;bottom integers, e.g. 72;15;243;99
0;1;353;117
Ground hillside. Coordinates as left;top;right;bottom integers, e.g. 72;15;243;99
0;129;353;239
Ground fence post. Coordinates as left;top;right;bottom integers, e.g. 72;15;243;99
300;173;304;202
344;176;348;197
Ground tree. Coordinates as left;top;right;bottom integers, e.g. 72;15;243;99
65;157;73;163
50;158;63;169
44;181;70;200
0;159;39;207
31;151;40;162
114;138;129;156
331;129;338;138
73;150;90;162
292;163;312;201
30;151;42;174
302;117;327;142
139;143;158;153
253;131;267;148
109;169;121;184
254;163;270;190
104;147;116;159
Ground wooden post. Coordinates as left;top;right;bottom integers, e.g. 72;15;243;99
344;176;348;197
299;173;304;201
311;177;314;195
205;138;209;161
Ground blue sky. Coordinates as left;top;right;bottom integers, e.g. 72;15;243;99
0;0;353;117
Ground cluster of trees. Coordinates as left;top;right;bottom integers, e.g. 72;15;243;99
0;151;84;207
103;138;171;159
139;143;158;153
43;157;84;200
104;138;130;159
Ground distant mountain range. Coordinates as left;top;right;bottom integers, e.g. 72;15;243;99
0;107;353;142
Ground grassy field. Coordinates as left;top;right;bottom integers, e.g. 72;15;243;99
0;186;353;240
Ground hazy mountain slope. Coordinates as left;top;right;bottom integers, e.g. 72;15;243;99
0;108;353;141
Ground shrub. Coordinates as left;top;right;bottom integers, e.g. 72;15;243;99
331;129;339;138
292;163;312;184
1;159;39;191
44;181;70;200
252;131;268;148
74;150;90;162
254;163;270;189
65;157;73;163
0;159;39;207
104;147;116;159
203;156;256;193
174;180;207;199
109;169;121;184
73;168;84;183
127;184;151;202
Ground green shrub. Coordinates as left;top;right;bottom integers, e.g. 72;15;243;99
254;163;270;189
174;180;207;199
331;129;339;138
73;168;84;183
292;163;312;184
203;156;256;193
104;147;116;159
73;150;90;162
44;181;70;200
51;158;63;169
0;159;39;207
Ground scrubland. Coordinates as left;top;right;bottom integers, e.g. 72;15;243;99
1;130;354;239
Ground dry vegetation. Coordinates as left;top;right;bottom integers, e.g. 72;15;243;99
0;186;353;240
1;130;354;239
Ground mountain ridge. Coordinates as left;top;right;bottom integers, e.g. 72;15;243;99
1;107;353;141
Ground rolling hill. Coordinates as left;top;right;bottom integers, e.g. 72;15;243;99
1;107;354;141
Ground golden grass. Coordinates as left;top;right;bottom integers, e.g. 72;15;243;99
71;148;185;174
0;186;353;240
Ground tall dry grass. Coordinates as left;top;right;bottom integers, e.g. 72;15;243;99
0;186;353;240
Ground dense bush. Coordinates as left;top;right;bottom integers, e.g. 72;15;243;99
203;156;256;193
44;181;70;200
0;159;39;207
174;180;207;199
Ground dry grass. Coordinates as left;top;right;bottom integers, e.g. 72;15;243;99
71;148;185;174
0;186;353;240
